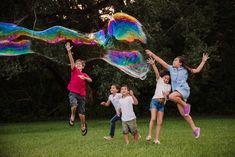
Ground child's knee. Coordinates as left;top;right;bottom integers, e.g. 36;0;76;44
168;94;175;101
179;111;185;117
170;95;181;102
110;119;115;124
71;105;77;110
157;121;163;126
151;118;156;122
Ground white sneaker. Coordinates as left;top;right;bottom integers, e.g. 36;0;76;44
146;135;151;141
138;134;141;140
153;139;160;144
104;136;113;140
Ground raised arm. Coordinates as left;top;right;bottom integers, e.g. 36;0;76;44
147;58;160;80
145;49;169;69
191;53;209;74
65;42;75;69
129;90;138;105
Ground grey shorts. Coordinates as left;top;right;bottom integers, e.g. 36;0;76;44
68;91;86;114
122;119;138;135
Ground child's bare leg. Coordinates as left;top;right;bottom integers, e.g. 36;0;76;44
79;113;86;128
177;103;196;131
124;134;129;144
154;111;164;141
134;132;140;142
70;105;76;121
169;92;186;108
169;92;191;116
147;109;157;137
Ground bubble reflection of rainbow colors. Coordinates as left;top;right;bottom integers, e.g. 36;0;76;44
0;12;149;79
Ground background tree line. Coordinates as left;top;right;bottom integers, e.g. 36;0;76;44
0;0;234;122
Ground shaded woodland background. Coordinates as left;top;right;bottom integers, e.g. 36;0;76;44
0;0;234;122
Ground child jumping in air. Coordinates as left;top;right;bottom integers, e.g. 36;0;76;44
100;84;122;140
65;42;92;136
146;49;209;138
146;58;171;144
118;85;140;144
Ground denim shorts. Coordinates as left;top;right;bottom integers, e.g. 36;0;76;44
68;91;86;114
150;99;165;112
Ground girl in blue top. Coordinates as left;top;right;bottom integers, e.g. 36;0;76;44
146;49;209;139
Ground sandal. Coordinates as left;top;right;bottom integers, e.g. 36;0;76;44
81;123;88;136
69;119;74;127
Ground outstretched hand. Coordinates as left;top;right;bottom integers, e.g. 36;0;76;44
147;58;155;65
202;53;209;62
78;75;85;80
162;91;169;98
129;90;134;96
145;49;153;57
100;102;106;106
65;42;73;52
145;49;154;57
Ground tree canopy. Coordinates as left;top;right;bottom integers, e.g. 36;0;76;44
0;0;235;121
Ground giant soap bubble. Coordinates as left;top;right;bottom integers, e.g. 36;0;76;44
0;12;149;79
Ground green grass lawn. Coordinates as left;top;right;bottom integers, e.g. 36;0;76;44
0;116;235;157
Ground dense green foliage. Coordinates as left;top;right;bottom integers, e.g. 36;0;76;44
0;0;235;121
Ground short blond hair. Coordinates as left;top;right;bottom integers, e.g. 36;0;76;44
75;59;86;67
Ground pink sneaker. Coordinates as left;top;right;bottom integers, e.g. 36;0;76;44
184;103;191;116
194;127;200;139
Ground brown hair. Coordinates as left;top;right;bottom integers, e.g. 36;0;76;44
121;85;130;91
112;84;121;92
160;70;171;83
75;59;86;67
177;56;192;73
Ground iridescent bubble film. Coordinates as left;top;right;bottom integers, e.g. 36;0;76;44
0;22;106;45
103;50;149;80
108;12;146;44
0;12;148;79
0;40;33;56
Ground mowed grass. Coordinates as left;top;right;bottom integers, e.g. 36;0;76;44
0;117;235;157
